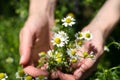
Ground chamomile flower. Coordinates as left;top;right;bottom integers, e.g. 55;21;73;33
104;46;109;52
84;30;93;41
58;31;69;44
70;57;78;63
0;73;8;80
67;48;77;57
75;39;83;48
61;16;75;27
89;51;95;58
54;51;63;63
24;75;33;80
16;70;25;79
38;51;46;57
51;31;69;47
83;52;89;58
35;75;48;80
47;50;54;57
75;32;84;40
67;13;75;18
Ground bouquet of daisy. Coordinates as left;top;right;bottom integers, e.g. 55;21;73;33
15;16;95;80
37;16;94;74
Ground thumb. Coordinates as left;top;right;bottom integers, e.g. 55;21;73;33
19;29;33;65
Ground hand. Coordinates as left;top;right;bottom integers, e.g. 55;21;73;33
56;26;104;80
19;14;54;77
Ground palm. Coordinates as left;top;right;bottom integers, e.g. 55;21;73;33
20;15;54;77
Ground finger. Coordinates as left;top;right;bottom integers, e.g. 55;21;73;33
58;71;75;80
23;65;48;77
74;58;95;79
19;29;33;65
74;42;91;68
50;71;59;79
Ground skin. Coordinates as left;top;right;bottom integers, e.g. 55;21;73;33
56;0;120;80
19;0;55;77
19;0;120;79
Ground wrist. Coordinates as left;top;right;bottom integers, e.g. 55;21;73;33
87;23;111;39
29;0;56;17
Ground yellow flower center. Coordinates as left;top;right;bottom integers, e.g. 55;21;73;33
77;40;83;46
39;51;46;56
25;76;32;80
38;75;45;79
56;53;61;58
18;70;25;77
71;49;76;56
71;58;77;63
54;38;61;44
85;33;90;38
66;18;72;23
56;58;62;63
67;13;74;18
0;73;5;79
83;52;88;58
78;33;83;38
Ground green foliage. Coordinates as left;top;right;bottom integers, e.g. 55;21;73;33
0;0;120;80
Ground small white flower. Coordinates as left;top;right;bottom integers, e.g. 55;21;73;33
0;73;8;80
5;57;14;63
75;39;83;48
58;31;69;44
84;30;93;41
75;32;84;40
24;75;33;80
51;31;69;47
67;48;77;57
38;51;46;57
70;57;78;63
47;50;54;57
104;46;109;52
54;51;63;58
54;51;63;63
15;70;25;79
35;75;48;80
61;16;75;27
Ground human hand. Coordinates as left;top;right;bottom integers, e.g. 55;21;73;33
19;14;54;77
55;26;105;80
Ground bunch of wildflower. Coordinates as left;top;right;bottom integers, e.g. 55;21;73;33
37;15;95;75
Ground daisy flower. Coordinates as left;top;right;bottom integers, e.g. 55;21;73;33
58;31;69;44
16;70;25;79
51;31;69;47
67;48;77;57
35;75;48;80
84;30;93;41
104;46;109;52
89;51;95;58
75;32;84;40
54;51;63;63
24;75;33;80
83;52;89;58
0;73;8;80
61;16;75;27
70;57;78;63
47;50;54;58
38;51;46;57
75;39;83;48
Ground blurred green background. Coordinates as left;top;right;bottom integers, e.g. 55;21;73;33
0;0;120;80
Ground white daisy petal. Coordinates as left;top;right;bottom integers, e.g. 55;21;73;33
61;16;75;27
84;30;93;41
51;31;69;47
